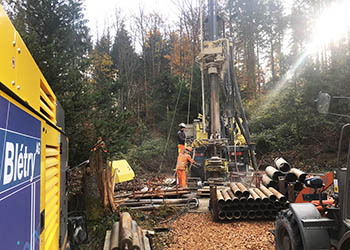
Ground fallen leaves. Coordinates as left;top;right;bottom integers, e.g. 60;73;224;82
163;212;274;250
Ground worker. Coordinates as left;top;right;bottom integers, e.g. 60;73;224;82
176;147;198;188
177;123;186;155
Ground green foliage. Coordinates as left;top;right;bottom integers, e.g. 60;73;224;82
118;137;177;174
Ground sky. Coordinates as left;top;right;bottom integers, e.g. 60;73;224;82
84;0;180;41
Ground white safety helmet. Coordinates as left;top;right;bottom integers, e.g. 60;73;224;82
179;123;186;128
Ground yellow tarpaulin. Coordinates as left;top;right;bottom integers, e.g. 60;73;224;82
109;160;135;183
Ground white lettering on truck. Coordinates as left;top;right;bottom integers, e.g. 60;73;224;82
3;141;40;185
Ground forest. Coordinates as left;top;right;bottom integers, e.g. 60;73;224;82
3;0;350;173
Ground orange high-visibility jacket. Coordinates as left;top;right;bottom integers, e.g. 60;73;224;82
176;152;194;171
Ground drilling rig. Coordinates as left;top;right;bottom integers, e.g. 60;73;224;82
188;0;257;182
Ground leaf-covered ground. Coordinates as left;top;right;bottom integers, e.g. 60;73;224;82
155;213;275;250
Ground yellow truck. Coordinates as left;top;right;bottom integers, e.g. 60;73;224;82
0;4;69;249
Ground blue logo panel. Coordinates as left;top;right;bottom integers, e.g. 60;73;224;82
0;95;41;250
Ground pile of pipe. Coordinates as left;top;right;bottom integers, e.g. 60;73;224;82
262;157;307;192
104;212;151;250
118;198;199;211
215;182;288;221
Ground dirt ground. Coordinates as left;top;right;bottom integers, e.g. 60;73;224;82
157;212;275;250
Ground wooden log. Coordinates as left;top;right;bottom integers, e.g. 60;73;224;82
138;226;145;250
120;212;133;249
110;222;120;250
142;230;152;250
104;230;111;250
131;220;141;250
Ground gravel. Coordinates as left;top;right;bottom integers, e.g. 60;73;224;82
163;212;275;250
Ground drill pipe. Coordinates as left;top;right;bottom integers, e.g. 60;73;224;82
221;189;232;205
274;157;291;173
259;203;266;210
247;195;255;204
218;210;226;220
227;189;240;205
131;220;141;250
265;166;284;181
255;210;263;219
285;172;297;182
268;187;287;203
267;203;274;210
120;212;133;250
248;188;262;203
225;211;234;220
241;210;248;219
248;210;256;219
290;168;307;183
233;210;242;220
222;205;230;211
239;197;248;205
263;210;271;218
230;183;242;198
262;174;278;189
274;200;282;209
259;185;277;201
270;209;278;218
254;188;270;204
110;222;120;250
237;183;250;198
217;190;225;206
294;181;304;191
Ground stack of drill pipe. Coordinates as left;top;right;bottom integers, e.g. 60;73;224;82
213;183;288;221
105;212;152;250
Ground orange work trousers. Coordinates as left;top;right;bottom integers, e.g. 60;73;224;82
176;169;187;188
178;144;185;155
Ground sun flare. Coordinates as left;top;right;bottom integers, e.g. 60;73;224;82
309;1;350;52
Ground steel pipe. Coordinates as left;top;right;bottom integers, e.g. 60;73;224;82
227;189;240;204
262;174;278;189
221;189;232;205
265;166;284;181
233;210;241;220
270;209;278;218
248;210;256;219
225;211;234;220
218;210;226;220
285;172;297;182
217;190;225;205
241;210;248;219
230;183;242;198
274;157;291;173
255;210;263;219
268;187;287;203
120;212;133;250
254;188;270;204
249;188;262;203
263;210;271;218
259;185;277;201
237;183;250;198
290;168;307;183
